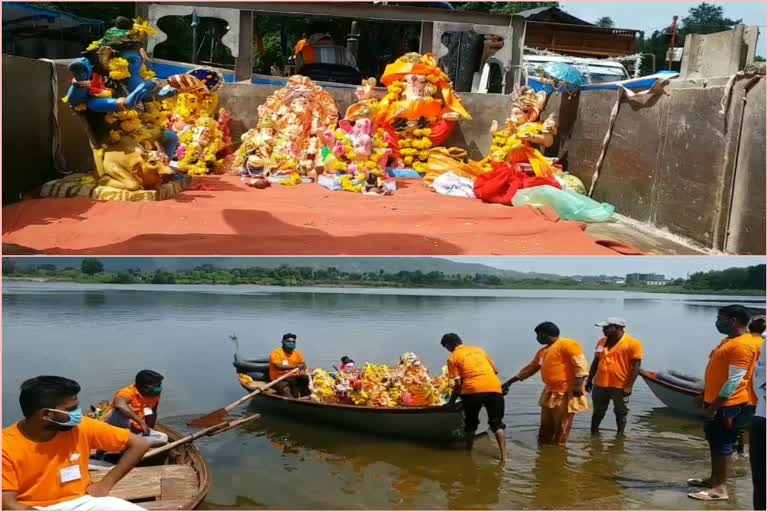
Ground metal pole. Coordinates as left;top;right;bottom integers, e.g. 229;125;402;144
191;10;199;64
346;20;360;60
667;15;678;70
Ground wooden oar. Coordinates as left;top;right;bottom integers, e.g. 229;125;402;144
143;413;261;459
188;368;300;427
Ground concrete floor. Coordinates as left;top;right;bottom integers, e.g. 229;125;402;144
2;175;712;256
585;214;713;256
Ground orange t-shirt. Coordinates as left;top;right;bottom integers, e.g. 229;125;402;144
534;338;588;393
2;417;130;507
749;334;765;405
593;333;644;389
447;345;502;395
704;333;760;406
104;384;160;431
269;347;305;381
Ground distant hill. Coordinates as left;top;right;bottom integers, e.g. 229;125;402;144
10;257;563;280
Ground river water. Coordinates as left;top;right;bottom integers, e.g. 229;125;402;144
3;282;765;510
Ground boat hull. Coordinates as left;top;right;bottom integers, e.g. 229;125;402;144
640;370;707;418
241;383;466;443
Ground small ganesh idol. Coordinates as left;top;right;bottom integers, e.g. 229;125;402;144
487;86;557;178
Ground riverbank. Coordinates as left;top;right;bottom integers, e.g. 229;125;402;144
4;275;764;296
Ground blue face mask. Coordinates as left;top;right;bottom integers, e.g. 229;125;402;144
283;341;296;351
46;407;83;427
716;319;732;335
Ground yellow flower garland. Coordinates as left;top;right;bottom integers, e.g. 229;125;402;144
108;57;131;81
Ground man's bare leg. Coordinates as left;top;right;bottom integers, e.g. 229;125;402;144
494;429;507;462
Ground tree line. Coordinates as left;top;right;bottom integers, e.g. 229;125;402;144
3;259;765;293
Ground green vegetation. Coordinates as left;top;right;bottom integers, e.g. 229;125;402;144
640;3;743;74
3;259;764;296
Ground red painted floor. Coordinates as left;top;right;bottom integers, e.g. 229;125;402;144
2;175;639;255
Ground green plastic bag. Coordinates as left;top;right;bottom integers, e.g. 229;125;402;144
512;185;615;223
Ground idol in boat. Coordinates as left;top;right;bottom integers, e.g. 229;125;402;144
377;53;472;173
486;86;557;178
235;75;338;178
60;17;180;196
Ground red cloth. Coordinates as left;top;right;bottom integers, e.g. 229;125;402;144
474;163;561;205
87;74;108;96
383;126;401;159
429;119;455;146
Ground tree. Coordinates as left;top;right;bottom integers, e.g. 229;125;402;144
455;2;559;15
2;259;17;274
682;3;742;35
640;2;742;74
81;258;104;276
595;16;614;28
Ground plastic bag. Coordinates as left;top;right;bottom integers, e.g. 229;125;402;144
512;185;615;223
432;172;476;198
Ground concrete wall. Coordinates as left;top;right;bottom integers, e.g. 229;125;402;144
2;54;765;253
540;76;766;254
2;56;55;203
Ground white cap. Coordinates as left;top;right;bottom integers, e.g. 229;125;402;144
595;317;626;327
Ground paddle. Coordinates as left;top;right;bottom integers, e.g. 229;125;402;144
187;368;300;427
143;413;261;459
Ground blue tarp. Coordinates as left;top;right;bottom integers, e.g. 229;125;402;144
2;2;104;30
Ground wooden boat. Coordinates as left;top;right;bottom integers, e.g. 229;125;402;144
640;369;707;418
234;354;466;443
90;422;210;510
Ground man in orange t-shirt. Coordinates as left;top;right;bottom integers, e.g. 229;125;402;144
504;322;590;446
102;370;168;447
585;317;643;436
2;376;149;510
442;333;506;461
687;305;759;502
269;333;308;397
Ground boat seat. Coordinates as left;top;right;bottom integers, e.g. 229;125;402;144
90;464;198;505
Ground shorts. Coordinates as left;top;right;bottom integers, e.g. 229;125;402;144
704;403;755;456
461;392;506;433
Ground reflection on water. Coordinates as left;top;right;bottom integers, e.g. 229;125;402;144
3;282;763;510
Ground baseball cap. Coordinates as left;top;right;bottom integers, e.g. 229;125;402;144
595;317;626;327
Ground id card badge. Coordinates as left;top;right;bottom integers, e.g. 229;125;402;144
143;407;154;416
60;464;82;484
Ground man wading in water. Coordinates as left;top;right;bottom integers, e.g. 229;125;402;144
585;318;643;436
504;322;590;446
441;333;507;462
687;305;759;501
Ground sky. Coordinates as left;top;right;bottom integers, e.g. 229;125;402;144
449;257;766;278
559;1;766;57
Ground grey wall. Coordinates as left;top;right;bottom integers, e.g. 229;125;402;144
2;56;55;203
2;54;764;254
539;77;766;254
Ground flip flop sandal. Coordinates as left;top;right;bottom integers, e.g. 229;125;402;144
688;491;728;501
686;478;710;488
